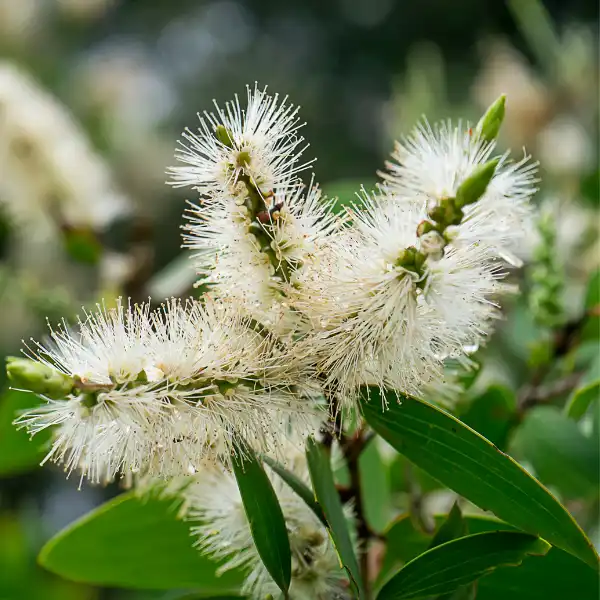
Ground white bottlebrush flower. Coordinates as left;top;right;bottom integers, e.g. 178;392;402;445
182;445;351;600
169;84;310;199
0;62;131;237
298;190;507;406
16;297;322;483
380;120;538;264
183;176;343;327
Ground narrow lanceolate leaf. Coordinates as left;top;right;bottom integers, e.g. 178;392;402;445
38;492;244;591
359;440;393;533
511;406;599;499
262;455;327;526
306;436;365;599
429;504;475;600
361;388;599;569
377;531;550;600
0;390;51;477
380;514;600;600
429;502;467;549
231;440;291;596
565;351;600;420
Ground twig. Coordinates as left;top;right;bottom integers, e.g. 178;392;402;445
319;386;378;597
319;386;344;449
519;372;583;411
343;425;373;599
518;310;592;412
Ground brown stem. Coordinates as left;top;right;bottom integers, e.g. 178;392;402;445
342;425;376;599
518;310;593;412
318;386;378;597
519;372;583;411
319;386;344;449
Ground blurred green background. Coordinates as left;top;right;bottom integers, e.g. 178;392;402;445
0;1;597;599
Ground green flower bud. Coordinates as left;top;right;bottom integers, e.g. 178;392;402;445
416;220;438;237
455;159;499;208
63;227;102;265
236;150;251;168
428;197;463;227
214;124;234;148
475;94;506;142
396;246;427;275
6;357;73;399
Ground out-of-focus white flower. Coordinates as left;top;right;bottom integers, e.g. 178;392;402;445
298;191;507;407
16;297;321;484
0;0;42;45
538;115;594;175
0;62;131;237
183;446;351;600
381;120;538;265
473;39;551;148
56;0;114;21
169;84;310;198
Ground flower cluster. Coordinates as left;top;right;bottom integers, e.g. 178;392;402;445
0;62;130;237
11;297;319;484
293;99;537;406
10;86;538;598
169;85;343;328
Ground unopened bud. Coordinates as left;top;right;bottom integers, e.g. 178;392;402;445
214;125;234;148
419;231;445;259
416;220;437;237
396;246;427;274
396;246;417;268
475;95;506;142
455;159;499;208
236;150;251;168
6;357;73;399
428;197;463;227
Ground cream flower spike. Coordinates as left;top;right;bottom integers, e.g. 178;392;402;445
380;119;538;264
297;189;508;408
183;175;343;321
15;297;321;484
168;83;312;199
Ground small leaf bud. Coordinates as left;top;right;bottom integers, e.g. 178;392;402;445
6;357;73;399
475;94;506;142
455;159;499;208
214;124;234;148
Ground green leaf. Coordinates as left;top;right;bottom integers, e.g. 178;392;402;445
459;385;516;450
306;436;365;599
63;228;102;264
468;517;600;600
359;440;393;533
361;388;599;569
582;269;600;342
585;269;600;309
511;406;599;499
262;454;327;526
566;351;600;420
0;390;50;476
455;159;499;208
39;492;244;591
231;441;291;596
475;94;506;142
377;531;549;599
429;502;466;549
381;514;599;600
